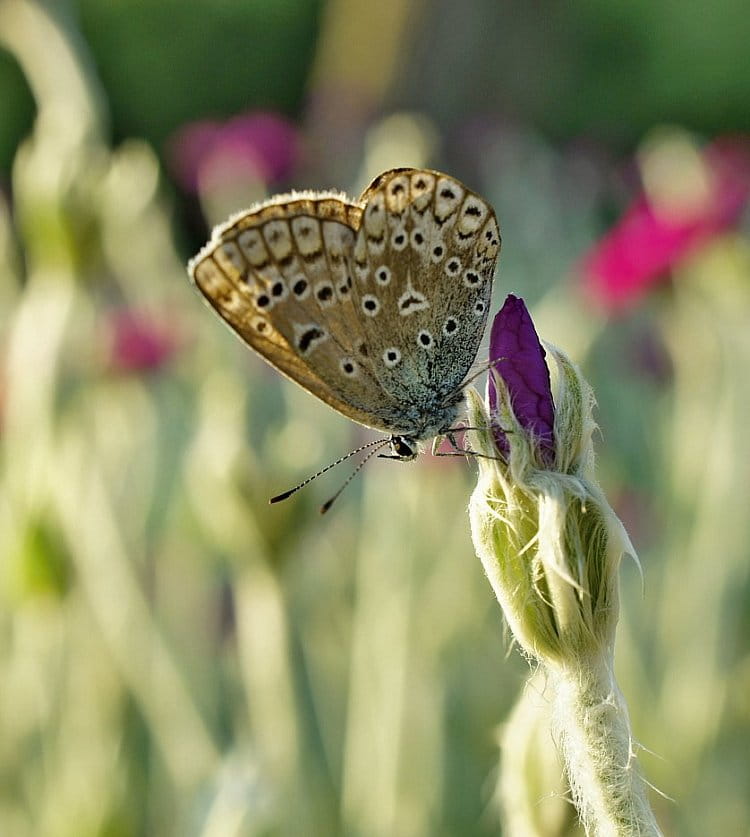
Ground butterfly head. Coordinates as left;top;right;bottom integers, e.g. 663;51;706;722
389;435;419;461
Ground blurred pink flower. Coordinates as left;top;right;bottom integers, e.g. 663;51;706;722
107;309;178;373
582;137;750;311
168;111;300;193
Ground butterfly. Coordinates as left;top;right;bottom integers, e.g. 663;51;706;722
188;168;500;505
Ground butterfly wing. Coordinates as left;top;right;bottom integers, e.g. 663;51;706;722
189;193;406;432
352;169;500;410
189;170;501;438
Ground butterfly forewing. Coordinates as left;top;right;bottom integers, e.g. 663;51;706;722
188;169;501;439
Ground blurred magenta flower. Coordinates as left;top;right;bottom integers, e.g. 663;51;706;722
107;309;178;373
488;294;555;464
582;136;750;311
168;111;300;194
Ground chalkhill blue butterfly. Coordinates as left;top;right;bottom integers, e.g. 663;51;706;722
188;168;500;508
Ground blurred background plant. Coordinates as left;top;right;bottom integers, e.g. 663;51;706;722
1;0;749;835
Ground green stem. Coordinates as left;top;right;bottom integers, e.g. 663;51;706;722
550;658;662;837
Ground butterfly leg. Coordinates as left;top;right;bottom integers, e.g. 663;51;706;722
432;427;505;460
431;432;459;457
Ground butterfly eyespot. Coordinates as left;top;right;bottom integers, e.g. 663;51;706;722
383;347;402;368
292;277;309;298
443;317;459;336
362;295;380;316
463;270;481;288
315;283;335;306
255;294;271;309
340;357;358;377
473;301;486;316
445;258;462;276
252;316;269;333
375;266;392;286
271;280;286;297
411;229;425;248
431;244;445;263
391;228;407;251
398;288;429;316
295;324;328;355
417;330;433;349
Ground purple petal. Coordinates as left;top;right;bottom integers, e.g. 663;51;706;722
488;295;555;463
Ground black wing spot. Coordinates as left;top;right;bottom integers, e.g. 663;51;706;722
444;317;457;334
400;295;422;310
317;285;334;302
299;327;324;353
293;278;308;296
440;188;456;199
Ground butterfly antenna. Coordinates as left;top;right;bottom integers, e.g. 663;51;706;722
269;438;387;505
320;439;391;514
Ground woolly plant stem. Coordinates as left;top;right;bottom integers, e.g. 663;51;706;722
549;658;660;837
466;338;663;837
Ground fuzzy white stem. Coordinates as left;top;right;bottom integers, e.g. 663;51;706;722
550;659;662;837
